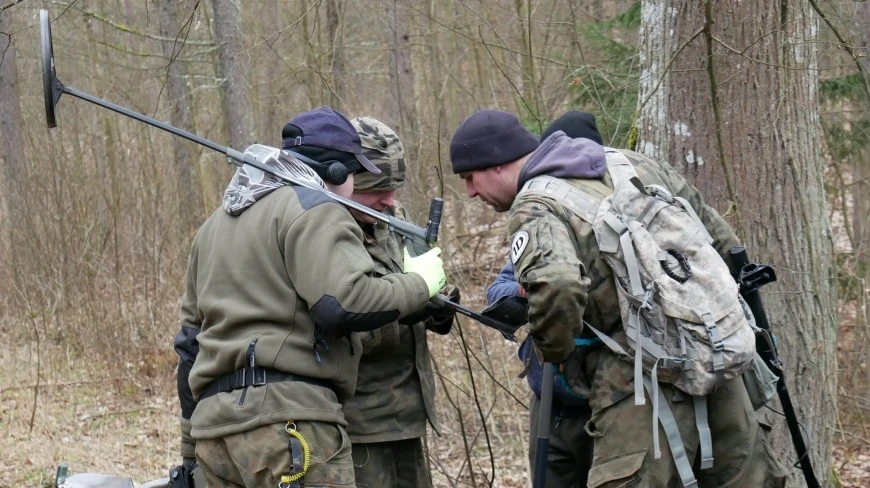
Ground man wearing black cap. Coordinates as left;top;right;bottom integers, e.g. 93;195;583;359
450;110;786;487
174;106;447;488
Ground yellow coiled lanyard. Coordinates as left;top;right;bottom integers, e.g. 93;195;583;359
278;421;310;488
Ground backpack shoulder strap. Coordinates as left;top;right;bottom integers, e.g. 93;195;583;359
602;147;639;188
520;175;608;223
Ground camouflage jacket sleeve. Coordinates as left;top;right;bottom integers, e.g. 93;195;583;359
623;150;741;264
176;239;201;459
283;201;430;334
508;198;590;363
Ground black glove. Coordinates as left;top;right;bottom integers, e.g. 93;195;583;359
168;458;197;488
398;284;460;334
426;284;460;335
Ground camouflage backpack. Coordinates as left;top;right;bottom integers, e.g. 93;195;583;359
520;148;757;487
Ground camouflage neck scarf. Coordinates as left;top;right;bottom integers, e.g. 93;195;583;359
223;145;326;216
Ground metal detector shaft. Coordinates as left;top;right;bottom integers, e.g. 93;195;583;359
430;294;519;340
59;85;432;242
63;86;227;154
730;247;819;488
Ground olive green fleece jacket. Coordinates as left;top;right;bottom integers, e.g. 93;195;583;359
180;185;430;446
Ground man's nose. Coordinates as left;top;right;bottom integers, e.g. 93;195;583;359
381;192;396;208
465;180;477;198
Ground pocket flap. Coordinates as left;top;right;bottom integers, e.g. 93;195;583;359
588;449;647;488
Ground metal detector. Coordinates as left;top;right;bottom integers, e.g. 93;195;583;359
39;9;441;256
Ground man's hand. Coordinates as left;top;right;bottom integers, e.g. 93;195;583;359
427;284;460;334
403;247;447;297
440;284;461;304
168;457;197;488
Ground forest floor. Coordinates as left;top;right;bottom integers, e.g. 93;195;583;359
2;302;869;488
1;336;868;488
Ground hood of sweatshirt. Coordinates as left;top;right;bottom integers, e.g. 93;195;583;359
516;132;607;190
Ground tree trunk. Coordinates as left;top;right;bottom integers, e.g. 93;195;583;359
854;1;870;282
384;0;424;221
853;0;870;404
0;11;25;221
325;0;346;109
300;1;320;105
513;0;540;122
158;0;203;231
637;1;837;484
259;0;282;142
210;0;253;149
87;1;124;282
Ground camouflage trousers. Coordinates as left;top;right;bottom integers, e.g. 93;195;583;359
585;375;788;488
528;396;594;487
195;421;355;487
351;437;432;488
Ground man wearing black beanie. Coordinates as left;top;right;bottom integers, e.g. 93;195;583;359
541;110;603;145
484;111;603;488
449;110;785;487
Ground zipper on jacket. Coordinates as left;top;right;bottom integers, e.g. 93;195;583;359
313;326;329;363
238;338;258;406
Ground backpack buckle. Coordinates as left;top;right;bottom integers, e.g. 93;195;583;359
640;285;656;310
646;184;675;203
701;313;725;352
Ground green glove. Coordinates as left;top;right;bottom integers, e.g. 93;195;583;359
403;246;447;298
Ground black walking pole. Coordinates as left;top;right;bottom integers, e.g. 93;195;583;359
533;363;554;488
730;247;819;488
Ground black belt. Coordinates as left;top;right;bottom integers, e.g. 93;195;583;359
199;367;330;401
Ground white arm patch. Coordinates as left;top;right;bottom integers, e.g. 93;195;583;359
510;230;530;264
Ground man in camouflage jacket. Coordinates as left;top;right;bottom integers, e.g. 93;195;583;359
174;107;447;488
449;109;787;488
343;116;456;488
485;111;606;488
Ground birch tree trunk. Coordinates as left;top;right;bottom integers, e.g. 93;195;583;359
637;1;836;484
211;0;253;149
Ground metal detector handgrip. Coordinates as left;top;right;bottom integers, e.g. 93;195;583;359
397;198;443;257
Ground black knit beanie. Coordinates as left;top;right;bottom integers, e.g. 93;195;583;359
450;110;540;174
541;111;603;145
